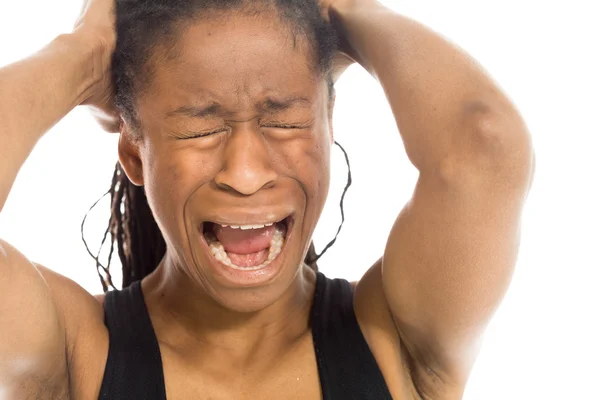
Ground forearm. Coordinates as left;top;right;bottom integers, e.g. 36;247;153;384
0;32;99;212
332;3;528;174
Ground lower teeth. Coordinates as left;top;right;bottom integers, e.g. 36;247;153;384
205;225;285;270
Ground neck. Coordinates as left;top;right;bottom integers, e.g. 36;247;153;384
141;255;318;362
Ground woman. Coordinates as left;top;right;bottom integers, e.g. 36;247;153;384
0;0;534;398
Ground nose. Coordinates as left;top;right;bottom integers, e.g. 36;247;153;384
214;124;277;196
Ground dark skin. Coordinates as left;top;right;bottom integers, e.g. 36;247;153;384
0;0;534;398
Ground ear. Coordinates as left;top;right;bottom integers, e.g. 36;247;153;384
328;92;336;144
118;120;145;187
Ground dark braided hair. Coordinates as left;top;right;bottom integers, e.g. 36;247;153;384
84;0;351;292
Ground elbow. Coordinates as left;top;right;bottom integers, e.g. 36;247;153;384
459;100;535;188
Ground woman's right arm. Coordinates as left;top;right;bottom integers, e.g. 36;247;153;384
0;28;115;212
0;1;115;397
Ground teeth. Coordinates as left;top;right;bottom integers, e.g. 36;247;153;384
205;223;286;270
220;223;276;230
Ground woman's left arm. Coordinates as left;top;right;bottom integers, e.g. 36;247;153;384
329;0;535;392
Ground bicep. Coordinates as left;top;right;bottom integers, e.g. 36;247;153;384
381;138;533;387
0;239;69;398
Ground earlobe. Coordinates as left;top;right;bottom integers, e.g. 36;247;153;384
117;122;145;187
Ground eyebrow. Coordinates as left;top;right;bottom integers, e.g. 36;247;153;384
165;96;312;119
260;96;312;112
166;103;222;119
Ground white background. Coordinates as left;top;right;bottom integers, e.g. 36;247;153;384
1;0;599;398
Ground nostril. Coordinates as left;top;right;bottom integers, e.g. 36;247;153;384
214;166;277;196
262;179;277;190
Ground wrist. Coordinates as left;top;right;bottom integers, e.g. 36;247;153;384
62;28;115;105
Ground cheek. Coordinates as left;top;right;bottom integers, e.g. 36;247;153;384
142;145;219;244
278;131;331;205
307;140;331;210
147;141;219;192
293;136;331;241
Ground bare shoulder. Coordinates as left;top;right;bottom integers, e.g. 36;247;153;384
36;266;104;321
354;260;457;400
37;266;109;400
0;235;108;400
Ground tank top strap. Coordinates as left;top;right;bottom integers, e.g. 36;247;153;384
311;272;394;400
98;280;166;400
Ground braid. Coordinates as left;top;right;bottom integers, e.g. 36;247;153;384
109;163;166;288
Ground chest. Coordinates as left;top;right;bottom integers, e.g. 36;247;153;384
159;333;323;400
73;326;326;400
70;315;418;400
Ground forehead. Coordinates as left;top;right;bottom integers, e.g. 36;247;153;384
141;12;322;111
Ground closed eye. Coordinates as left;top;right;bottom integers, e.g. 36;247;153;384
261;123;311;129
181;128;228;139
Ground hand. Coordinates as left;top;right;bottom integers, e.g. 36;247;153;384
318;0;376;81
74;0;119;133
318;0;360;23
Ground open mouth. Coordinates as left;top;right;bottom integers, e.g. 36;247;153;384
202;215;293;271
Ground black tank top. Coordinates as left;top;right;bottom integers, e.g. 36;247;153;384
98;272;394;399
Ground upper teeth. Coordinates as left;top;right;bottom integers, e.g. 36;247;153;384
220;223;274;230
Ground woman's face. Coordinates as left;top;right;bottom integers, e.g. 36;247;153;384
119;11;334;311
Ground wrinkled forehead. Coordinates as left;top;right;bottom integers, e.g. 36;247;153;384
137;11;325;113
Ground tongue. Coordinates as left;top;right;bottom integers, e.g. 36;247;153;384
226;250;269;268
213;225;275;255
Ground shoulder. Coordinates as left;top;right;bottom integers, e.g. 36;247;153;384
37;266;109;399
36;265;105;333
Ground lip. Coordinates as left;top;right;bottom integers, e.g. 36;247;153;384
198;214;295;288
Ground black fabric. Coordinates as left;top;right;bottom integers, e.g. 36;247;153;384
99;272;393;399
98;280;166;399
312;272;394;400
